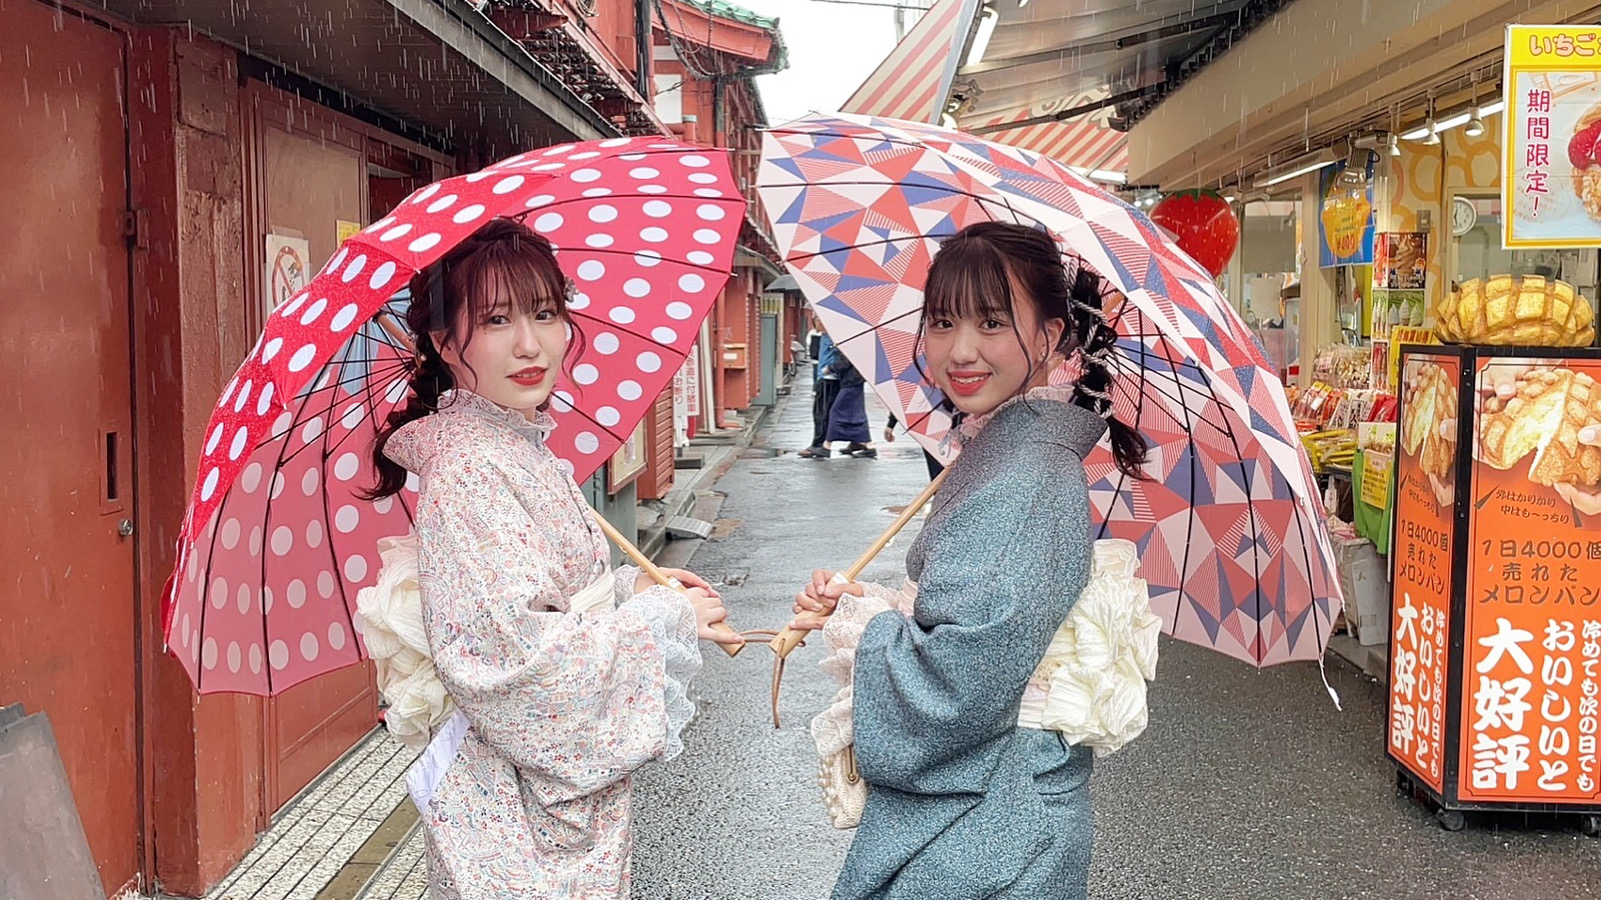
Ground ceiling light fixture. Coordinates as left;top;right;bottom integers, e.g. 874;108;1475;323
1253;148;1340;188
966;6;999;67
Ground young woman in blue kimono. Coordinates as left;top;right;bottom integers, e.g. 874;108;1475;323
788;221;1150;900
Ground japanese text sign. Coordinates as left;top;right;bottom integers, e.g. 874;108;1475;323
1502;25;1601;247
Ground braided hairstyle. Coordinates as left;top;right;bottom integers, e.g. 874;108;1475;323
365;217;578;499
919;220;1148;478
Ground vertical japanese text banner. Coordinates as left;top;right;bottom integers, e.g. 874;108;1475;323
1503;25;1601;248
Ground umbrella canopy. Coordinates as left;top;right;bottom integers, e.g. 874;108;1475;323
757;112;1339;667
165;138;745;694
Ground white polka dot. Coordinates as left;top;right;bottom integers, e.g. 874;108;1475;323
679;274;706;293
233;380;253;414
221;518;241;549
573;363;600;385
229;427;249;460
571;168;602;183
680;154;711;168
576;260;605;281
630;167;660;179
341;403;365;431
574;432;601;454
688;172;719;184
270;473;285;500
201;468;220;501
249;527;263;557
688;250;715;265
666;301;694;320
589;205;618;224
301;632;320;662
694;229;720;244
333;452;360;482
374;495;395;515
551;391;575;412
412;183;441;203
609;306;637;325
328;622;347;652
594;333;620;355
643;201;673;218
526;193;557;208
639;185;668;195
426;194;457;213
636;351;663;372
618;380;642;400
241;463;263;494
493;175;525;194
586;234;615;248
287;579;307;609
301;467;320;496
569;292;591;310
227;641;241;673
452;204;486;225
531;213;564;236
279;295;308;318
287;344;318;373
329;304;360;334
466;169;495;182
621;153;648;161
582;187;613;198
694;188;725;198
314;571;333;599
202;638;218;671
262;338;284;363
297;299;329;327
205;423;225;455
249;644;263;674
210;577;229;610
600;137;631;148
385;379;408;405
366;216;396;233
306;519;323;549
624;278;652;298
269;640;289;670
634;250;662;268
271;412;293;438
640;226;668;243
326;247;350;274
596;406;621;427
532;163;564;172
256;383;276;416
344;555;369;582
236;584;251;615
301;417;325;444
409;233;442;253
380;223;412;242
271;526;294;557
335;505;361;533
369;262;398;292
181;614;191;643
652;326;679;343
341;255;367;283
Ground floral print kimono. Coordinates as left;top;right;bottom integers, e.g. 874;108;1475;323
382;390;700;899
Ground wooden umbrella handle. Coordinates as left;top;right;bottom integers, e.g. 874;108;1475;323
590;511;745;658
767;471;948;659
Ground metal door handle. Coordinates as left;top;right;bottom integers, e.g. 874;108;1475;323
117;519;134;538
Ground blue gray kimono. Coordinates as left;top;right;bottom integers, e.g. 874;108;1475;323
837;394;1106;900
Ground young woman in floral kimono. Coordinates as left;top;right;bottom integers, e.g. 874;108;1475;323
363;217;741;898
788;221;1154;900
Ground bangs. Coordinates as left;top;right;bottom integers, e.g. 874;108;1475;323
457;237;569;325
923;235;1017;322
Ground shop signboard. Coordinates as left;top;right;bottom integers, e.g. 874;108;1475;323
1502;25;1601;248
1458;355;1601;804
1318;156;1376;268
1389;352;1461;794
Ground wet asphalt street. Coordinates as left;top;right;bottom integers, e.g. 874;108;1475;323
631;380;1599;900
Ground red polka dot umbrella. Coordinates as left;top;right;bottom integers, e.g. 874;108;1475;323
163;138;745;695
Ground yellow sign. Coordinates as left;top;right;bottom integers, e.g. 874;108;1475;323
1360;450;1392;510
337;219;363;245
1385;327;1440;392
1502;25;1601;248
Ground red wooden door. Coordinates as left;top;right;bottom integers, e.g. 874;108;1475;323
0;1;141;892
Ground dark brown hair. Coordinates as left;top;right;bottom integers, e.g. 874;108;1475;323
365;217;577;499
920;220;1147;478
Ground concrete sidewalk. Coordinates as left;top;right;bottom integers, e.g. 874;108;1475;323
190;410;772;900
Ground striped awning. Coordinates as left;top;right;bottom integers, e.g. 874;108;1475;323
840;0;974;124
964;90;1129;174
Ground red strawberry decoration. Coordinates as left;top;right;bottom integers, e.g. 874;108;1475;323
1149;190;1240;278
1568;120;1601;170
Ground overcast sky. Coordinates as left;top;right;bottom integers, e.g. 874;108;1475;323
735;0;910;125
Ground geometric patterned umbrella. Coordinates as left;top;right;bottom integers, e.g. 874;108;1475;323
758;112;1340;667
163;138;746;693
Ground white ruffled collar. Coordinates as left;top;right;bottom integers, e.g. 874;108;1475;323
438;389;556;443
955;384;1081;445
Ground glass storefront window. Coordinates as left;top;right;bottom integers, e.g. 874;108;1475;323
1448;193;1599;298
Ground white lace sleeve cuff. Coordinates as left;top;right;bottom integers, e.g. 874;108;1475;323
614;565;642;608
622;586;703;760
809;582;915;760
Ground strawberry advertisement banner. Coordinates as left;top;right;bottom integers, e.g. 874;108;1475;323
1318;155;1375;268
1502;25;1601;248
